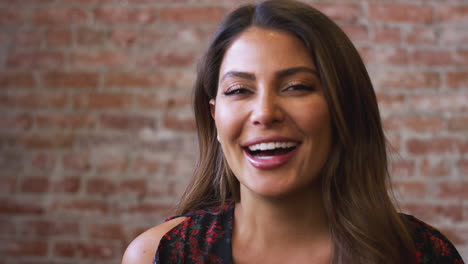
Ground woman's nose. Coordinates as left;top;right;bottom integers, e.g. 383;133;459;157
250;93;284;127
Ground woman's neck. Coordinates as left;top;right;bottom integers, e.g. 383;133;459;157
233;184;330;249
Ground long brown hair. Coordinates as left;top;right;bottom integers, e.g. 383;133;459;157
177;0;416;263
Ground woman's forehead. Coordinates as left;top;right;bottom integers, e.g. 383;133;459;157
219;27;316;79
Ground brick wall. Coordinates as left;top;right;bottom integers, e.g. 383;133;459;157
0;0;466;262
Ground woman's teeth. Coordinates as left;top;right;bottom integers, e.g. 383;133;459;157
247;142;297;152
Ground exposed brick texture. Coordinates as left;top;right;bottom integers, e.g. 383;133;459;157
0;0;466;263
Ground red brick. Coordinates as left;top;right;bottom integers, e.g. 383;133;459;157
369;4;433;23
1;240;48;257
458;159;468;175
120;202;173;216
20;176;50;193
135;94;167;109
405;27;437;45
447;71;468;88
14;30;42;48
159;7;224;23
104;71;194;90
33;8;88;25
438;5;468;23
3;0;55;4
0;114;33;131
7;51;65;70
363;47;408;65
119;179;147;196
2;92;67;109
163;115;196;131
400;203;463;223
21;219;80;237
420;158;452;178
408;94;468;112
147;177;180;198
0;199;44;215
436;182;468;199
53;241;116;259
407;137;464;155
72;92;133;109
31;152;56;170
46;28;72;47
133;156;160;174
74;133;131;149
51;199;110;215
139;26;213;48
339;25;368;42
35;113;96;130
314;4;360;23
137;51;195;67
376;93;406;113
0;8;23;25
0;72;36;89
70;51;129;68
448;116;468;132
86;178;116;195
382;115;444;132
410;49;457;66
108;28;139;47
51;176;81;193
104;72;156;88
373;71;440;90
17;133;74;149
76;27;107;46
372;27;401;44
94;8;157;24
99;113;156;131
137;94;191;110
95;154;127;173
0;176;17;194
63;153;91;171
88;223;124;240
389;160;416;179
393;181;427;199
43;71;98;89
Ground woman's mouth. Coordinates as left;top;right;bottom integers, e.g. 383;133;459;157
243;141;299;169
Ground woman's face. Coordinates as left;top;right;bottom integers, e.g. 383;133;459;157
211;27;331;198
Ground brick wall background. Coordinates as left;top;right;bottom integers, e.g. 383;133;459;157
0;0;466;263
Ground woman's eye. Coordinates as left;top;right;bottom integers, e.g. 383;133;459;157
285;84;314;91
223;88;250;96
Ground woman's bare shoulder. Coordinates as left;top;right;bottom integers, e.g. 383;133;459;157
121;217;187;264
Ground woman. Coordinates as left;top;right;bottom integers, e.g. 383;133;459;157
123;1;464;263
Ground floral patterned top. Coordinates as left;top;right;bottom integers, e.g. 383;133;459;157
154;201;464;264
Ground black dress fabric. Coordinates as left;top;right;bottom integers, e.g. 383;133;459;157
155;201;464;264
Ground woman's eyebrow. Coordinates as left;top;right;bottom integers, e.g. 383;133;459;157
220;66;317;82
220;71;256;82
276;66;317;79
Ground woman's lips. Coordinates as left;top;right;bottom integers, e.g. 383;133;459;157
243;146;298;169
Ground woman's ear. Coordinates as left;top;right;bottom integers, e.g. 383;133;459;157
209;99;220;142
209;99;215;119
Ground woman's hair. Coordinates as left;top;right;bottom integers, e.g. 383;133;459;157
177;0;416;263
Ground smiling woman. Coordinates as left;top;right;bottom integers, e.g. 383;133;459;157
210;27;331;200
122;1;464;264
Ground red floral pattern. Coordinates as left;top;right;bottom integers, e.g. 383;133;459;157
155;202;464;263
406;214;465;264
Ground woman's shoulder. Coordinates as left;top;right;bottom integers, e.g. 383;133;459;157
122;202;235;264
401;214;464;263
121;217;188;264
